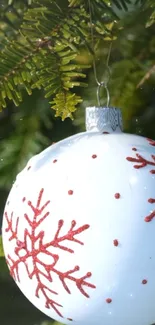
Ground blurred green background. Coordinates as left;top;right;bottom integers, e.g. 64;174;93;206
1;0;155;324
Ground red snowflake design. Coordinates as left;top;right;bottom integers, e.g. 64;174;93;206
144;197;155;222
5;188;96;319
126;153;155;173
147;138;155;146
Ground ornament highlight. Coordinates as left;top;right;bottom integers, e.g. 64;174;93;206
2;106;155;325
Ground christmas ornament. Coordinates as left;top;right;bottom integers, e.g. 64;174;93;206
2;106;155;325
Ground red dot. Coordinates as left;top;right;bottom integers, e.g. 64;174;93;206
113;239;119;246
115;193;120;199
27;166;31;170
68;190;73;195
150;170;155;174
87;272;92;277
142;279;147;284
53;159;57;163
22;197;26;202
67;318;73;321
75;265;79;271
144;216;151;222
148;198;155;203
132;148;137;151
106;298;112;304
92;154;97;159
103;131;109;134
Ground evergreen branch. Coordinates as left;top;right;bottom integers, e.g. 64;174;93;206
137;64;155;88
0;0;133;119
0;1;95;118
0;35;89;118
0;40;39;108
68;0;139;17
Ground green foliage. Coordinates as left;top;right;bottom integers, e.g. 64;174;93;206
0;90;51;189
8;0;32;4
0;0;31;40
0;236;4;257
0;0;151;120
0;0;93;119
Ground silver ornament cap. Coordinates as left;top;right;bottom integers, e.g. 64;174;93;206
85;106;123;133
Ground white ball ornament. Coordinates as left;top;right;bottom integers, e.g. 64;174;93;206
2;106;155;325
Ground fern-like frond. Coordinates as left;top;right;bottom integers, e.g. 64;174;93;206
50;91;82;120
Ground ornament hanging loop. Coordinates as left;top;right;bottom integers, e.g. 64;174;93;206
96;81;110;108
88;0;111;108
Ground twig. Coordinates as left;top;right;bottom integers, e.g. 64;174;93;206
137;64;155;88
